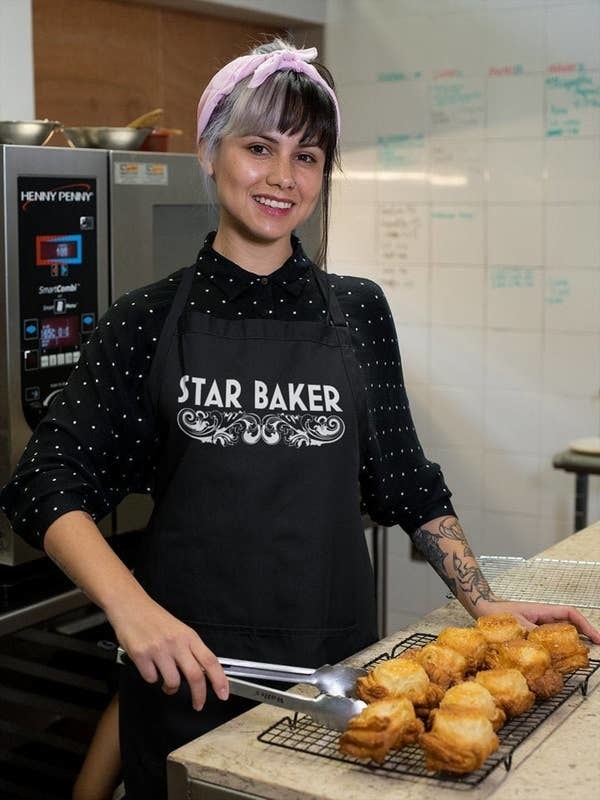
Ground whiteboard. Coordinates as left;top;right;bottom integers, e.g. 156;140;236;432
326;0;600;572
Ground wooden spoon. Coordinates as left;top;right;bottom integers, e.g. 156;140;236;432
127;108;164;129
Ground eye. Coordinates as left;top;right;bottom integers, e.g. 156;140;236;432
248;143;270;155
297;152;318;164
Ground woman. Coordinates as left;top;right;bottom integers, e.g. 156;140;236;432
1;39;598;800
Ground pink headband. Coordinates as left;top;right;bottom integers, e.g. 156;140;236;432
196;46;340;144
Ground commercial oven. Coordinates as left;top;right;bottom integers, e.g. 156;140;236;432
0;144;320;567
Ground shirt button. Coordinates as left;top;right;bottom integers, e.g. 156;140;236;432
260;277;269;285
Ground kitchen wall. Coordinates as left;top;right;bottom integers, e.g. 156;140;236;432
0;0;35;119
325;0;600;631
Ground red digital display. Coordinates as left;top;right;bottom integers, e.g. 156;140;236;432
39;240;78;261
40;316;79;350
36;234;82;265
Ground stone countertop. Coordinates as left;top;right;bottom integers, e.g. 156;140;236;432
168;522;600;799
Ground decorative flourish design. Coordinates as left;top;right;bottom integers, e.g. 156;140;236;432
177;409;261;445
177;409;345;447
262;413;345;447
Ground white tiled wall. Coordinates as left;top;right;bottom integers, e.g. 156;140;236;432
326;0;600;632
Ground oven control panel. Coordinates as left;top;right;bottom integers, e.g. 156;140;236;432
17;176;99;429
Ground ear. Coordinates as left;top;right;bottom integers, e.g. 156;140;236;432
197;140;214;177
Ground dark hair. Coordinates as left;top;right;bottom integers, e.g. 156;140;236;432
201;39;340;267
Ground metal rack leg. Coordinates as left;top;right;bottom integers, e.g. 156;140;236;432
371;526;388;639
574;473;589;531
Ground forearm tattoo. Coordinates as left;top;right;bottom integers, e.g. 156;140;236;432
411;517;495;607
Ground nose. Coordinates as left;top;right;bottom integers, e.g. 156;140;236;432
267;157;296;190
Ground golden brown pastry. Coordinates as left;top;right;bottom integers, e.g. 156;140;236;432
476;613;527;645
436;626;488;673
339;696;424;764
355;657;443;714
474;668;535;718
484;639;564;699
436;680;506;731
420;708;500;774
410;642;469;690
527;622;589;675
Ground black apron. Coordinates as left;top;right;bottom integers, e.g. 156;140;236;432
119;261;377;799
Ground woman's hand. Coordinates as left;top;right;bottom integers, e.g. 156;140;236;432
43;511;229;711
410;516;600;646
473;598;600;644
111;597;229;710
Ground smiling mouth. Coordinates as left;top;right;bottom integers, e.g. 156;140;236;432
254;195;293;210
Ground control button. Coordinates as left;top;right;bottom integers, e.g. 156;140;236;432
54;298;66;313
50;265;59;277
73;351;81;363
24;319;39;340
80;216;95;231
260;276;269;285
81;312;96;333
25;386;41;402
60;265;69;277
41;355;49;368
24;350;39;371
49;354;57;367
65;352;74;365
57;353;65;366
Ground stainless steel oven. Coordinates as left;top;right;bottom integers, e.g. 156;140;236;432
1;145;320;566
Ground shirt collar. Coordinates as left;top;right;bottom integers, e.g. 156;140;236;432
195;232;313;300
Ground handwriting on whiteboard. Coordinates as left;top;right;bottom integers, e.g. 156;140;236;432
378;203;426;267
546;73;600;136
545;277;570;304
377;133;425;171
491;268;535;289
430;78;485;137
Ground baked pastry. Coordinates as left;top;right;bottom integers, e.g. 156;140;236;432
527;622;589;675
436;680;506;731
484;639;564;699
355;657;444;715
476;613;527;645
474;668;535;718
408;642;469;690
339;696;424;764
420;708;500;774
436;626;488;673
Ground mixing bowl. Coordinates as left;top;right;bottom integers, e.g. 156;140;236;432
0;120;61;146
62;126;152;150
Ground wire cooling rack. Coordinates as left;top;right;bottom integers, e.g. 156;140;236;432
478;556;600;609
257;632;600;789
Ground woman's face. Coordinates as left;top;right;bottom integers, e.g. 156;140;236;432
201;129;325;250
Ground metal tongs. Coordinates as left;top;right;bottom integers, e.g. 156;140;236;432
221;656;367;731
219;656;367;697
116;648;366;731
225;675;366;731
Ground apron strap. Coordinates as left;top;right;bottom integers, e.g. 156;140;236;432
312;267;347;328
311;267;372;463
147;264;196;414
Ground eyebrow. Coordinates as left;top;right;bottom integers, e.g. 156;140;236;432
246;132;322;148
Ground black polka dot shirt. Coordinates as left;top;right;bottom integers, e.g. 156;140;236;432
0;234;454;549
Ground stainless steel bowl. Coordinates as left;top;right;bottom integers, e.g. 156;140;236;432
62;126;152;150
0;120;61;146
